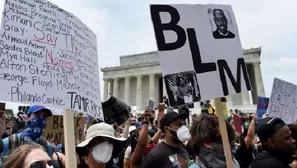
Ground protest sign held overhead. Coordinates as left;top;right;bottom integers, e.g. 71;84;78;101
268;78;297;124
102;96;131;127
150;4;251;106
0;0;102;119
256;96;269;120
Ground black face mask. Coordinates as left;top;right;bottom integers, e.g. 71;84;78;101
168;127;181;144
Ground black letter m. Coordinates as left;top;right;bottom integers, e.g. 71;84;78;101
217;58;252;95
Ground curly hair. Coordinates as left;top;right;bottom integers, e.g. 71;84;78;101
189;114;236;155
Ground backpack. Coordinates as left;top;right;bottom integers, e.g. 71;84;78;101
0;133;53;163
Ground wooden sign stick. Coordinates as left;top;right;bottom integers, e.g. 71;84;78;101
63;109;77;167
214;98;233;168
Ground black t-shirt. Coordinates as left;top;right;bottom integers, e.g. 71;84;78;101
250;151;290;168
142;141;190;168
235;135;254;168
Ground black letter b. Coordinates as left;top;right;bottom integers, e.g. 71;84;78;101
150;5;186;51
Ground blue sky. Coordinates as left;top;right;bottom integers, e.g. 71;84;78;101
1;0;297;113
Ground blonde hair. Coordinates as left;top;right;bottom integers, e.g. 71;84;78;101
2;142;45;168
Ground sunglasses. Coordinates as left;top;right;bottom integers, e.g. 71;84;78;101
30;160;59;168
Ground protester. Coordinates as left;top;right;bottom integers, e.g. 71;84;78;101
142;111;190;168
189;114;240;168
0;111;6;139
0;105;55;159
235;113;259;168
288;123;297;156
76;122;126;168
2;142;59;168
123;125;138;168
130;108;162;167
250;117;296;168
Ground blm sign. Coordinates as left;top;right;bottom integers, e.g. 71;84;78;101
150;4;251;106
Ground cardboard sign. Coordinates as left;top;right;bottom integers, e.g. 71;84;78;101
43;115;86;144
256;96;269;120
268;78;297;124
150;4;251;105
0;0;102;118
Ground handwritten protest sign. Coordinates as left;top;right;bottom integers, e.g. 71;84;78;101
150;4;251;106
256;96;269;120
43;115;86;144
0;0;102;119
267;78;297;124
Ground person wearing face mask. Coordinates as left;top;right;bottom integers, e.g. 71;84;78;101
76;123;127;168
0;105;55;160
142;111;190;168
189;114;239;168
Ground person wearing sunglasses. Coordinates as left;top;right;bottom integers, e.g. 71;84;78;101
76;122;127;168
0;105;55;161
2;142;59;168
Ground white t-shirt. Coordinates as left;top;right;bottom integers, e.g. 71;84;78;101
124;146;132;160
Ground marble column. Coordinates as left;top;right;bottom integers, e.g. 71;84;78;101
136;75;143;110
124;76;131;105
242;91;250;105
113;78;119;98
162;77;167;97
253;63;266;97
109;80;114;96
103;79;108;101
149;74;155;102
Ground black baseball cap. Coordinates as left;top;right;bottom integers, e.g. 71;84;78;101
256;117;286;143
160;111;185;131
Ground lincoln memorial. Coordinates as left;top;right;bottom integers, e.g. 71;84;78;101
101;47;265;114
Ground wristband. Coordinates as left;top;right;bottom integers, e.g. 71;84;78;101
142;121;149;125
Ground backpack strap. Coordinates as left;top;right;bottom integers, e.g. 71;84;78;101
55;152;64;168
10;134;19;153
16;133;22;146
2;137;10;155
47;141;53;158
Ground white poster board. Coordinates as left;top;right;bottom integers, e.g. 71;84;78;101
0;0;102;119
267;78;297;124
150;4;251;107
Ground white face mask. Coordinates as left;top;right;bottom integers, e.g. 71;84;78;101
92;141;114;164
176;125;190;143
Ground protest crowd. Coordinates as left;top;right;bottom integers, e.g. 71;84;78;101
0;97;296;168
0;0;295;168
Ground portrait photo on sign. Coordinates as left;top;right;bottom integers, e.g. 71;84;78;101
208;8;235;39
164;71;200;107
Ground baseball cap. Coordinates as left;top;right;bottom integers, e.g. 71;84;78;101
160;111;184;131
26;105;52;117
256;117;286;143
